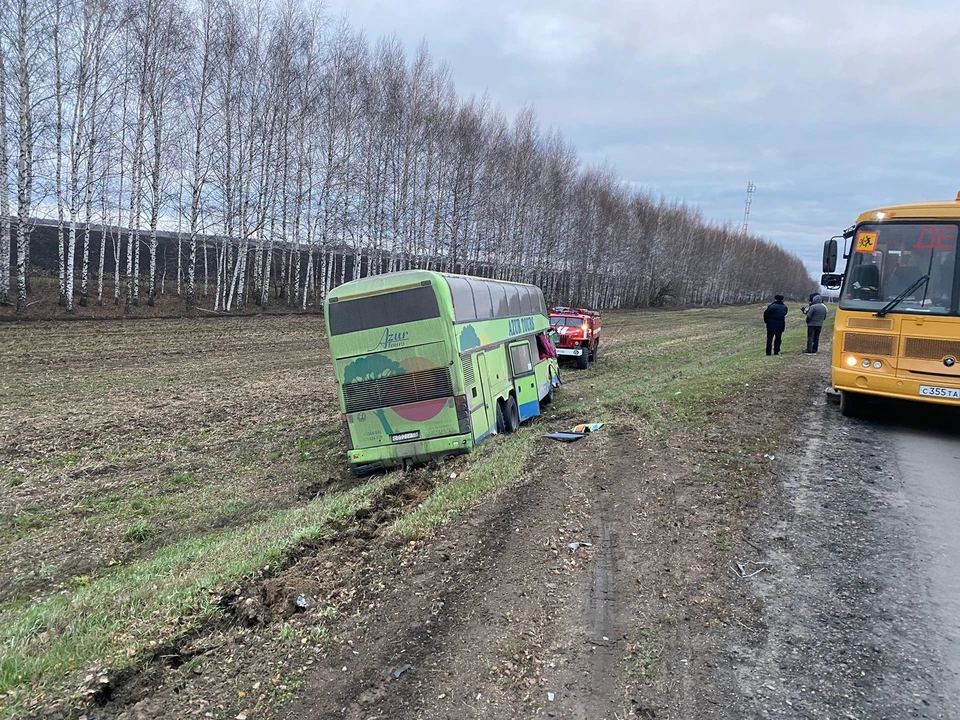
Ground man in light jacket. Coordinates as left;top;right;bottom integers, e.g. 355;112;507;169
802;294;827;354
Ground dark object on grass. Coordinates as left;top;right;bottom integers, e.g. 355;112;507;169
544;432;588;442
545;422;604;442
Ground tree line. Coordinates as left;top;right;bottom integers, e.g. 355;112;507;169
0;0;814;316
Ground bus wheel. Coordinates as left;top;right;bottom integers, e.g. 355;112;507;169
505;396;520;432
839;391;862;418
496;401;506;434
576;350;589;369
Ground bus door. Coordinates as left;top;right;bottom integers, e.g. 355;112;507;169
508;339;540;421
472;353;495;441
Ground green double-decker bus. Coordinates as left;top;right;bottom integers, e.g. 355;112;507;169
324;270;561;473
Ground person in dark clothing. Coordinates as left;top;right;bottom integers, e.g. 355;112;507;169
802;294;828;354
763;294;788;356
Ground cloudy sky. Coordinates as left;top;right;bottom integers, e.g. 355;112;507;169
323;0;960;279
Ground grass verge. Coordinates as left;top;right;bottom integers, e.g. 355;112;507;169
0;474;394;714
392;307;828;541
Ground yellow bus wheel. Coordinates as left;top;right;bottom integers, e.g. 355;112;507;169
840;391;863;418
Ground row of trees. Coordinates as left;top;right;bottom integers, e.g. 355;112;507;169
0;0;813;315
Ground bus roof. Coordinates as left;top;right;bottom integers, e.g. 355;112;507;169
857;197;960;225
327;269;544;302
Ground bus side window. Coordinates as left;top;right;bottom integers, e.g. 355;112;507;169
505;285;521;315
536;332;556;360
490;283;508;317
471;280;494;319
510;341;533;375
448;278;477;322
534;289;546;315
519;287;533;314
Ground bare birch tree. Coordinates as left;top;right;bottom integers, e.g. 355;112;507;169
0;10;11;306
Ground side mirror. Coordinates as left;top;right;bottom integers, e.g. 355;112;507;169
823;238;838;273
821;273;843;290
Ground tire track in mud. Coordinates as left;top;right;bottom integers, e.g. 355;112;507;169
275;443;586;720
88;471;437;718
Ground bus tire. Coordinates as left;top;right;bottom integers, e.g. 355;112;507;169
496;400;506;434
839;390;862;418
505;395;520;432
576;351;589;369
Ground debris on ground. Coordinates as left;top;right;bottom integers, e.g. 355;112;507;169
544;432;589;442
544;422;604;442
731;561;769;579
571;422;603;433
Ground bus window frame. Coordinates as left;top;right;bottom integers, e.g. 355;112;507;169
840;221;960;316
328;284;442;336
448;277;478;322
509;339;534;377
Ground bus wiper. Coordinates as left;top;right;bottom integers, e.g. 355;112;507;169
876;275;930;317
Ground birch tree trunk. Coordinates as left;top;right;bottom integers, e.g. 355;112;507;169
0;37;10;306
53;0;68;307
14;0;36;313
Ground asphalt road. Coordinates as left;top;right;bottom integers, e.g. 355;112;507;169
887;408;960;703
737;383;960;719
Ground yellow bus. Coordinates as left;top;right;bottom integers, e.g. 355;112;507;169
822;195;960;416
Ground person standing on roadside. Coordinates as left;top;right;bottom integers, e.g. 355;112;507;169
802;294;828;354
763;294;788;356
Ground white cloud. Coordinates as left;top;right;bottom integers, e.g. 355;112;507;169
320;0;960;273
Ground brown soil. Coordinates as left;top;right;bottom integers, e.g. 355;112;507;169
0;314;343;606
78;349;824;720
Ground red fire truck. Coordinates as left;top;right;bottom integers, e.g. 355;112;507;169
549;307;601;369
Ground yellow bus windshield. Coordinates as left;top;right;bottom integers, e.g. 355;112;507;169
840;222;958;315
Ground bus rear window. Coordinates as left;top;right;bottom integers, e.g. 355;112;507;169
329;286;441;335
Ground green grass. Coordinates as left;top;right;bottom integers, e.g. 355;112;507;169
392;431;536;540
123;519;154;542
169;471;200;486
0;475;394;708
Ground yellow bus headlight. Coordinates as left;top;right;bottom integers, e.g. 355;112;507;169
846;356;858;367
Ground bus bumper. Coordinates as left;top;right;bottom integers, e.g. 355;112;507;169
347;433;473;471
833;367;960;405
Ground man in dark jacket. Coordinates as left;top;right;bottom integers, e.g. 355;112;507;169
802;294;828;354
763;294;788;356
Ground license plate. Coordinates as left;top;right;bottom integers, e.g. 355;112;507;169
919;385;960;399
390;430;420;443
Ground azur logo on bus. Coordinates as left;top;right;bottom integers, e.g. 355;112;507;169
508;316;536;337
369;327;410;351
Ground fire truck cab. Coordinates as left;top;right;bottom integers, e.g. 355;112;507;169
549;307;601;369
